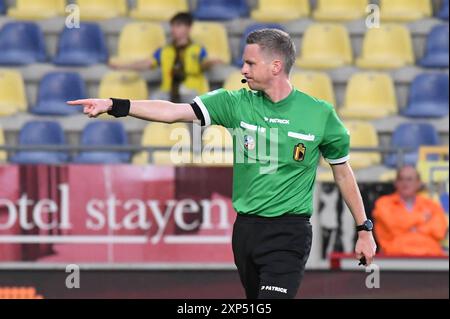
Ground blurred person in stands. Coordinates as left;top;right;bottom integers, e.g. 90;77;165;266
110;12;221;103
373;165;448;256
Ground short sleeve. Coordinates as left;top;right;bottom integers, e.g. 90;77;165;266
191;89;242;128
319;106;350;164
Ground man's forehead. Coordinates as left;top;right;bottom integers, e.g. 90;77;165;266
398;166;420;178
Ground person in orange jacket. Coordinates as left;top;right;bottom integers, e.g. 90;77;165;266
373;165;448;256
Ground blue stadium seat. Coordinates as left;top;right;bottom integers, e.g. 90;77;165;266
53;23;108;66
73;121;131;164
0;22;46;65
10;121;69;164
438;0;449;20
401;73;449;118
384;123;441;168
193;0;249;20
31;72;86;116
0;0;6;14
234;23;285;66
419;24;449;68
441;192;449;213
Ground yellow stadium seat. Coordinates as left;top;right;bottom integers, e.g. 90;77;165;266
319;121;381;170
200;125;233;166
0;69;27;116
251;0;310;22
191;22;231;64
345;121;381;169
98;71;148;100
223;70;250;91
77;0;127;21
291;72;336;106
109;23;166;66
380;0;432;22
356;24;414;69
7;0;65;20
339;72;397;120
295;24;352;69
129;0;188;21
132;122;192;165
313;0;368;21
0;127;6;162
417;146;449;184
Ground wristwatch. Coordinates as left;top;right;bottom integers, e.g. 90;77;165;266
356;219;373;232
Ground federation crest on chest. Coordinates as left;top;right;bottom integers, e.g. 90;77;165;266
293;143;306;161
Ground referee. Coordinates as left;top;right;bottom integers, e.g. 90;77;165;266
69;29;377;299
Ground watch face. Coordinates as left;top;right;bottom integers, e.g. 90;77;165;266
365;219;373;231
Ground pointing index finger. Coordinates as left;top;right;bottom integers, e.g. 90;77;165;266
67;99;92;106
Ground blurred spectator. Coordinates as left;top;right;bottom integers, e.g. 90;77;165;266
110;12;221;103
373;165;448;256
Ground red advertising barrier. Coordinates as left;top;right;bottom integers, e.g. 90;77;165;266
0;165;235;265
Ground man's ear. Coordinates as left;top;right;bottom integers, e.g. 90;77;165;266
272;60;283;75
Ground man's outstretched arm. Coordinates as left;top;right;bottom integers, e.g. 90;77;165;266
67;99;198;123
331;162;377;265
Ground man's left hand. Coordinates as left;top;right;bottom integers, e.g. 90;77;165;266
355;231;377;266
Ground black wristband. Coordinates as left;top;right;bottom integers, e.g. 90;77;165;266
107;98;130;118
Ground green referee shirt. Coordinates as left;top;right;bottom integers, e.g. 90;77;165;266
191;88;350;217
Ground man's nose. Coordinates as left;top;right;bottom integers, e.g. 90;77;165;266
241;64;248;75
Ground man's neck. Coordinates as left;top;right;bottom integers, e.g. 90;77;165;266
263;78;293;103
399;194;416;206
174;38;190;48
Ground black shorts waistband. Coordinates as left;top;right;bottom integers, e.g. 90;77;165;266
236;213;310;223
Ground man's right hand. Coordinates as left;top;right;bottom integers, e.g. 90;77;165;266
67;99;112;118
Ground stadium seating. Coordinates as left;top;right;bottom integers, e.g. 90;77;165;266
441;192;449;213
7;0;65;20
194;0;249;21
339;72;397;120
30;72;86;116
0;69;27;116
191;22;231;64
0;0;5;14
133;122;192;165
98;71;149;100
295;24;352;69
419;24;449;68
380;0;432;22
73;122;131;164
129;0;188;21
200;125;233;166
416;146;449;183
234;23;285;66
291;72;336;106
438;0;449;20
313;0;368;21
223;70;250;91
0;22;46;65
356;24;414;69
53;23;108;66
344;121;381;169
384;123;441;168
9;121;69;164
109;22;166;66
76;0;127;21
401;73;449;118
0;127;6;162
251;0;310;22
